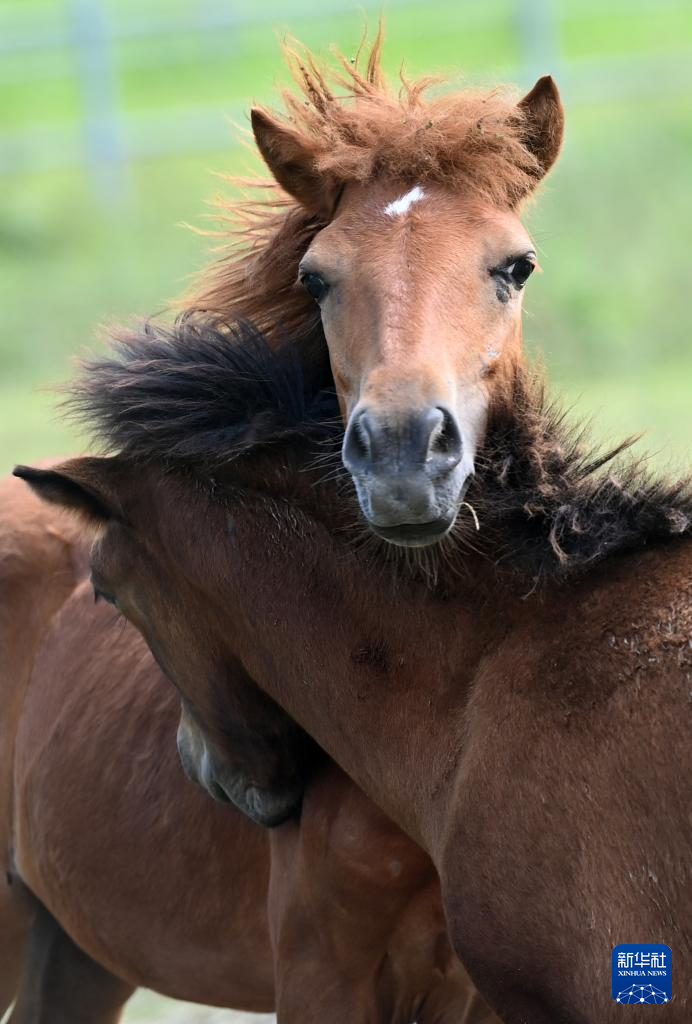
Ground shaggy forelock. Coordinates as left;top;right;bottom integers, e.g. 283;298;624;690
183;30;547;353
269;30;543;205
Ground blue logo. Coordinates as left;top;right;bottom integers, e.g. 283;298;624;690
612;944;672;1004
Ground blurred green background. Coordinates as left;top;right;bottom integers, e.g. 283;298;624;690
1;0;691;1019
2;0;692;479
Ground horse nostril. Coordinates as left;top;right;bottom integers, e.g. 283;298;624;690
343;411;374;471
207;778;232;804
428;408;462;466
343;405;462;479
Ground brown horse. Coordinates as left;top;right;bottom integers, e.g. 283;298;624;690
16;307;692;1024
1;473;493;1024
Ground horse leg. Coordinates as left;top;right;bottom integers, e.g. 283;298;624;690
268;814;382;1024
0;877;36;1019
268;765;496;1024
463;991;502;1024
8;903;134;1024
273;962;373;1024
415;970;499;1024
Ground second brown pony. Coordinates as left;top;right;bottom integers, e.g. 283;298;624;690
0;471;493;1024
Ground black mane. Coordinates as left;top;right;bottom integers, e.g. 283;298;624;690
65;317;340;466
66;316;692;584
470;374;691;582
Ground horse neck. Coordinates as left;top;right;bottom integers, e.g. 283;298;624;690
230;506;512;853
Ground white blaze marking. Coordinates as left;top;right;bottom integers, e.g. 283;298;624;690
384;184;426;217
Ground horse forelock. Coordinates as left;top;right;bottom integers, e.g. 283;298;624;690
181;29;545;363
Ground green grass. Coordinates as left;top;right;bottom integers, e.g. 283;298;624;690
560;6;692;59
122;991;274;1022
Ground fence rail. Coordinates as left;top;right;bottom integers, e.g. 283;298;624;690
2;0;691;198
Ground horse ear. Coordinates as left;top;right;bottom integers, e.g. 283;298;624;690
13;457;125;527
251;108;337;217
518;75;564;180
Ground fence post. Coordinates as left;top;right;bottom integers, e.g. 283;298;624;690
514;0;560;85
69;0;128;202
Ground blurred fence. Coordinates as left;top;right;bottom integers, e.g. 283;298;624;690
2;0;692;200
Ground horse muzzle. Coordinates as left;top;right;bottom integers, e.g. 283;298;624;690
176;719;303;827
342;404;473;548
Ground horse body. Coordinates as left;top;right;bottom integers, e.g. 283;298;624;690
12;580;274;1013
2;473;491;1023
20;310;691;1022
439;543;692;1022
128;480;692;1023
231;494;692;1024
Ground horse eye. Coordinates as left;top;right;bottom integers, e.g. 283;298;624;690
507;257;535;288
300;272;329;303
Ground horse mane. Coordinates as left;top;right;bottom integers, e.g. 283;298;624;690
65;316;692;587
184;30;545;361
473;375;691;582
64;317;340;468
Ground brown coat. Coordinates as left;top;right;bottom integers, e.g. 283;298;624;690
2;472;493;1023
